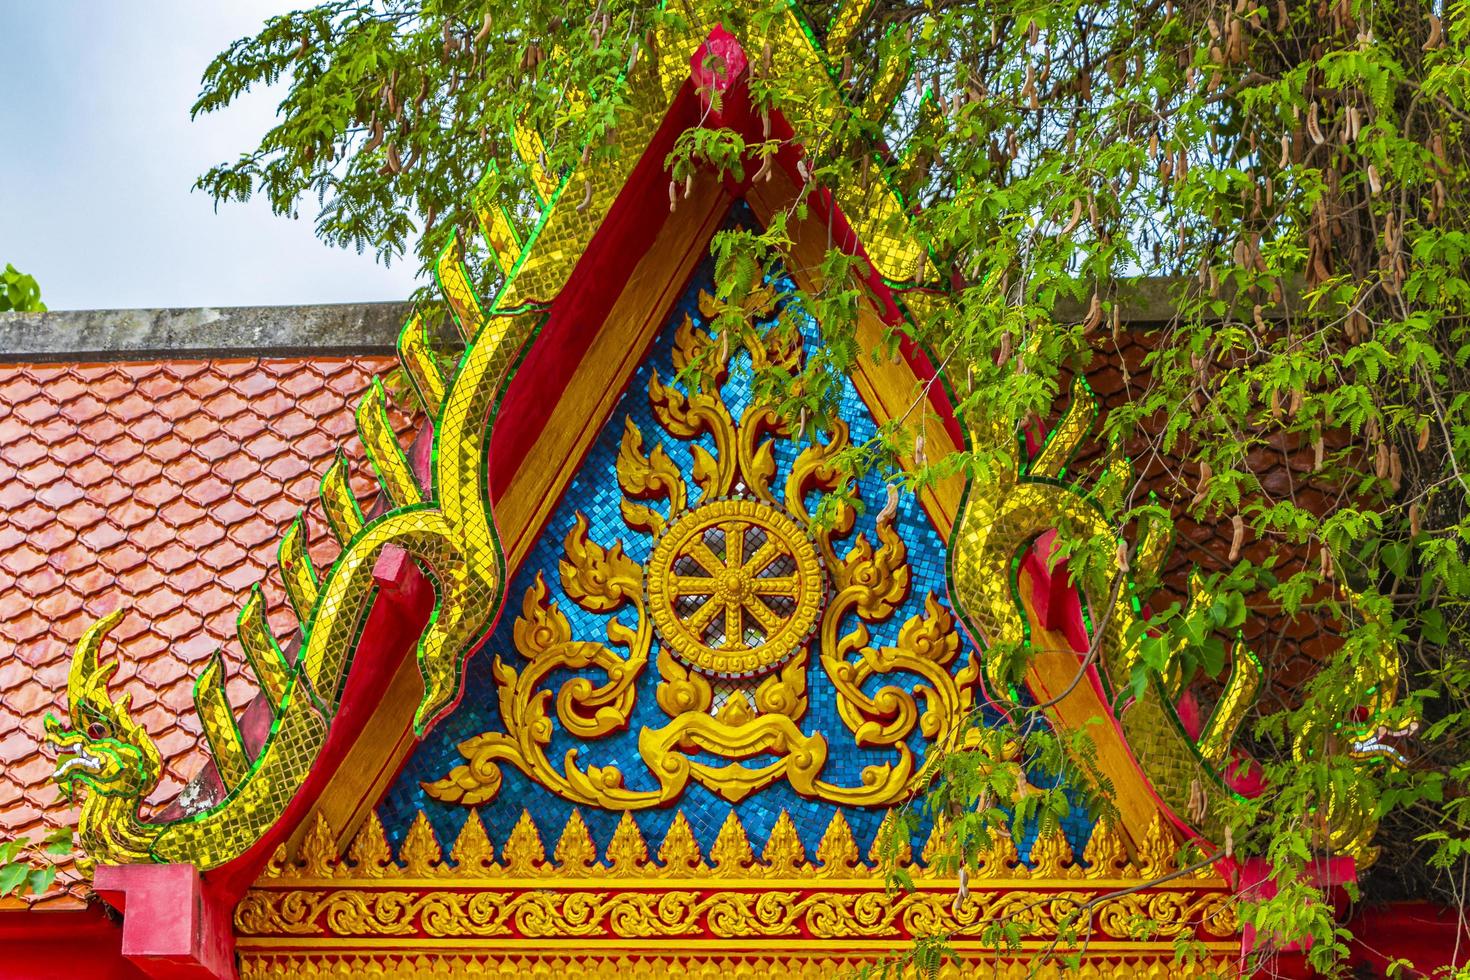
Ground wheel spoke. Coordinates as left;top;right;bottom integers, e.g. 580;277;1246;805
687;541;726;576
722;520;745;568
685;593;725;633
750;575;799;596
742;538;780;576
671;576;720;595
724;598;743;648
742;596;783;632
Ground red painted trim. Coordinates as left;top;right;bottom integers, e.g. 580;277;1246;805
1244;902;1470;977
1236;855;1354;977
1017;531;1090;654
93;864;234;979
0;906;144;979
485;24;964;509
1342;902;1470;977
205;545;434;905
693;24;750;118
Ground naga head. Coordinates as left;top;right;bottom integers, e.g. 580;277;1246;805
45;610;161;809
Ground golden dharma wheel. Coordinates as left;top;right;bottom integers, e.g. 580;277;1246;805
645;497;825;677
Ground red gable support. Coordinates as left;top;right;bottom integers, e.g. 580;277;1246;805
94;864;233;980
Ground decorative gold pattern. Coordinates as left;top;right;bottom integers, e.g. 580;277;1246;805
265;807;1217;885
423;291;978;810
239;952;1238;978
238;806;1237;966
237;884;1235;942
355;379;422;511
277;515;320;622
238;586;292;713
41;0;1388;924
1197;641;1262;770
319;452;365;546
1290;587;1417;864
395;313;446;418
194;652;249;787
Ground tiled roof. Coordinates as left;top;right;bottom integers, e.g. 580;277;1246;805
0;355;408;908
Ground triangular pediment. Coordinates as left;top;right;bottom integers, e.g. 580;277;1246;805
243;188;1237;974
379;202;1048;862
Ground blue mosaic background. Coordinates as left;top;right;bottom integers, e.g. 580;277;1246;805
379;203;1098;866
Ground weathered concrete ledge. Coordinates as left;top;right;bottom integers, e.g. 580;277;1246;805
0;277;1283;364
1053;276;1181;323
0;302;413;363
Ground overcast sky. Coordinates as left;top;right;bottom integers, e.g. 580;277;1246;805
0;3;419;311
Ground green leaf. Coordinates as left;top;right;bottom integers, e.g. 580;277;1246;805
43;827;73;856
0;862;28;897
26;867;55;896
1200;636;1227;678
1140;633;1171;672
1422;608;1449;645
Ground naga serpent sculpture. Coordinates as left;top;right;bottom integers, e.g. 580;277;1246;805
45;246;535;870
946;374;1414;862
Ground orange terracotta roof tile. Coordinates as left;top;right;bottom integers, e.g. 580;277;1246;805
0;355;411;909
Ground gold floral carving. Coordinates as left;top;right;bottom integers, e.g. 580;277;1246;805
240;807;1238;957
422;292;980;811
236;885;1236;943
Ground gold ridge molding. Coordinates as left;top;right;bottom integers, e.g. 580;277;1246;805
239;951;1239;978
239;806;1237;956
